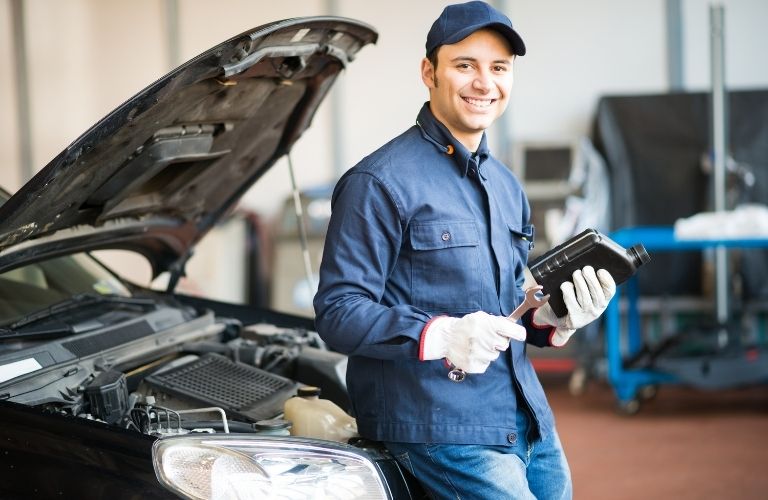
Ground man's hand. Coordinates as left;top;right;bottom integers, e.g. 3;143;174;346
420;311;527;373
533;266;616;347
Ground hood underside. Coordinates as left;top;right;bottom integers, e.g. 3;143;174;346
0;17;376;278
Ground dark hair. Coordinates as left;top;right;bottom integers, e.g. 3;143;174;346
427;47;440;70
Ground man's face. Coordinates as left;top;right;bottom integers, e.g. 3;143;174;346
421;29;515;150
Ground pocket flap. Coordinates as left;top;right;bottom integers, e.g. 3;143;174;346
509;223;535;250
410;221;479;250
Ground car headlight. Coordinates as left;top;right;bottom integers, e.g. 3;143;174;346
152;435;390;499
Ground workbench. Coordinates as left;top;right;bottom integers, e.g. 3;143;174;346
605;226;768;413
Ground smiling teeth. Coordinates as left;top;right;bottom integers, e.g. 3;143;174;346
464;97;493;107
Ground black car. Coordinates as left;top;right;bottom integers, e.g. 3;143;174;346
0;17;422;499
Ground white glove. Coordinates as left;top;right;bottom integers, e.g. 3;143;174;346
420;311;527;373
533;266;616;347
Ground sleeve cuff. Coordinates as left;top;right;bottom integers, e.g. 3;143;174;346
531;307;553;329
419;316;443;361
548;328;565;348
522;308;557;348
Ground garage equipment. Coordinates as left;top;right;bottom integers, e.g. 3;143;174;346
589;5;768;412
605;228;768;413
594;86;768;412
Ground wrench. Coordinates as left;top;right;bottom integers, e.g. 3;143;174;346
508;285;550;321
447;285;550;382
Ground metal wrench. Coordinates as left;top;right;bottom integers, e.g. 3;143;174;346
508;285;550;321
447;285;550;382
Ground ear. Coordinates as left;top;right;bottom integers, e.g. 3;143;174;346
420;57;436;89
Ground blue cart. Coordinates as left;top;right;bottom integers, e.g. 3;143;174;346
605;226;768;414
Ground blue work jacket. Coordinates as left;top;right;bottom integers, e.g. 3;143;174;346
313;103;557;446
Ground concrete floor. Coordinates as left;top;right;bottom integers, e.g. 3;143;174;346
545;374;768;499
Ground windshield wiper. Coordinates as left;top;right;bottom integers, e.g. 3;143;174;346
0;321;101;340
5;292;156;332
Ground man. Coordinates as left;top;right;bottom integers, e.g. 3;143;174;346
313;2;615;498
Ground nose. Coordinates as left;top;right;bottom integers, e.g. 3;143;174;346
473;70;492;92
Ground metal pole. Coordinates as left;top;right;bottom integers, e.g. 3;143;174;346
11;0;34;183
326;0;345;178
666;0;684;91
709;4;729;343
287;154;316;293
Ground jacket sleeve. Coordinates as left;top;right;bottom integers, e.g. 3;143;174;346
313;170;430;360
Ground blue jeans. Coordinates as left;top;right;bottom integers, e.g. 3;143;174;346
384;409;571;500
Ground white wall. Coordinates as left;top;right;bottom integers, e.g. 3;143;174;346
0;0;20;190
509;0;668;143
4;0;767;205
682;0;768;89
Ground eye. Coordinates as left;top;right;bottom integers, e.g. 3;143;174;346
493;65;509;73
456;63;472;70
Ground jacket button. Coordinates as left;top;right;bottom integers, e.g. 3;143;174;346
507;433;517;444
441;232;451;241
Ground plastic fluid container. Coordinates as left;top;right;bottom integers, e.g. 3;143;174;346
283;386;359;442
529;228;650;317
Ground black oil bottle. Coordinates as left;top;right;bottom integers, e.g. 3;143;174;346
529;229;650;317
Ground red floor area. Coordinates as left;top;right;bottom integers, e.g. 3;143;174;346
544;374;768;499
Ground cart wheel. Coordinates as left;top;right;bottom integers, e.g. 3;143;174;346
617;398;640;416
638;384;658;401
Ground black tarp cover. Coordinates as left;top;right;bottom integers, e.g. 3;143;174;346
592;89;768;298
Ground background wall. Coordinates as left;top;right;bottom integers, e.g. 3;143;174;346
2;0;767;305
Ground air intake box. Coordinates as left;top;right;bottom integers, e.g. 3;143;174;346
145;353;298;422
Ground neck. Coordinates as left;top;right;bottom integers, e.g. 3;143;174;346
429;108;483;152
449;128;482;152
436;121;483;153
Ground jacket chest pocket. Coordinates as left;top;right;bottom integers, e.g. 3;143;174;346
409;221;482;313
509;224;534;256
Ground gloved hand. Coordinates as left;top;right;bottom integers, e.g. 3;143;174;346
533;266;616;347
420;311;527;373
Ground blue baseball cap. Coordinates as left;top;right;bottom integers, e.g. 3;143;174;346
425;1;526;56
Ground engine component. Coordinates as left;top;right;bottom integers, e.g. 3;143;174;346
85;369;129;424
145;353;297;422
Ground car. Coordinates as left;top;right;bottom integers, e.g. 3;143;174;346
0;16;423;499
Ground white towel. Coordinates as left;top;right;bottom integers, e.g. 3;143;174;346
674;204;768;239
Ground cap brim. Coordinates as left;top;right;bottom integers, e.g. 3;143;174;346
441;22;526;56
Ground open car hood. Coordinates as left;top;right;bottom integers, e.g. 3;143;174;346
0;17;376;280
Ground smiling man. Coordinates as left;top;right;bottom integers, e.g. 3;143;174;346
421;28;514;151
314;2;615;499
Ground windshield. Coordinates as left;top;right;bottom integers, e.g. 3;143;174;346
0;253;132;326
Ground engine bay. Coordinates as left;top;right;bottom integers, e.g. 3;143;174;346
0;296;347;438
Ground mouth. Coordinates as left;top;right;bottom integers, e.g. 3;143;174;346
462;96;497;110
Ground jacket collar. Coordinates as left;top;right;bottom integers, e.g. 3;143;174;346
415;103;490;178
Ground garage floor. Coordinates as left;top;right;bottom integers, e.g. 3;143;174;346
545;374;768;499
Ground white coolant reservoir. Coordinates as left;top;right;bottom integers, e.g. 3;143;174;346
283;386;359;442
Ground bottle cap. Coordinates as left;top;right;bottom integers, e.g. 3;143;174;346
297;386;322;397
253;419;291;431
629;244;651;267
